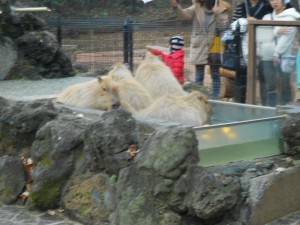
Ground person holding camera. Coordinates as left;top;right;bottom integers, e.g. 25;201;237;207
170;0;231;99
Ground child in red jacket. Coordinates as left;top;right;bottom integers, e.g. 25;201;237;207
147;36;185;85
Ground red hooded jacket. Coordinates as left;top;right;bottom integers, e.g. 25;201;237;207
152;49;185;85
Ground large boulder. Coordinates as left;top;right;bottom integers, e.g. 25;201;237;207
0;1;75;80
281;112;300;155
28;113;91;210
0;98;58;156
111;127;239;225
84;109;139;175
0;155;26;204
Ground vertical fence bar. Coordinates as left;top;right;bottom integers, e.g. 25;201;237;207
123;19;133;71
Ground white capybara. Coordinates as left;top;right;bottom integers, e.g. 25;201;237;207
106;63;153;112
56;76;119;110
107;62;134;81
137;91;211;126
116;78;154;112
134;52;186;99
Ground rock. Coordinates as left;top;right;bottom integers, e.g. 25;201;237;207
28;113;91;210
185;166;239;221
0;37;17;80
281;113;300;155
0;98;58;156
0;155;26;204
62;173;115;225
0;2;75;79
0;97;300;225
84;109;138;175
247;167;300;225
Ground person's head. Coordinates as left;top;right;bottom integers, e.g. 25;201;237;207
269;0;285;13
169;36;184;53
196;0;216;10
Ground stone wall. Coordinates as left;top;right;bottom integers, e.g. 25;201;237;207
0;97;300;225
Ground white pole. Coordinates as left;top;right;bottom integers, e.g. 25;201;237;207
11;7;51;12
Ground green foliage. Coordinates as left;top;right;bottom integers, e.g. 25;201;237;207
29;181;62;210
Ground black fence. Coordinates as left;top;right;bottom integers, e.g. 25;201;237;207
45;18;196;78
44;18;300;104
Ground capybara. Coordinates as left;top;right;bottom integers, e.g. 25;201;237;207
134;52;186;99
137;91;211;126
107;62;134;81
56;76;119;110
106;63;153;112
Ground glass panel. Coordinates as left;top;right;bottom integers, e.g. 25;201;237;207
255;24;300;107
196;119;284;167
208;100;277;124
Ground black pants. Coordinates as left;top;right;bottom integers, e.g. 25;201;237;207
258;60;292;106
234;67;247;103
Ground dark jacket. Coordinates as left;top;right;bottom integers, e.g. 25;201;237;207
231;0;273;22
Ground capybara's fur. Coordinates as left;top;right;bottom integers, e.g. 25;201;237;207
107;62;134;81
137;91;211;126
106;63;153;112
117;78;154;112
135;52;186;99
56;76;119;110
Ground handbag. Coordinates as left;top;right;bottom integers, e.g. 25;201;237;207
280;55;296;73
208;33;224;65
221;38;240;70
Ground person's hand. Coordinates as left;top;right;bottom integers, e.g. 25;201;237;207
170;0;178;8
277;27;292;35
146;47;153;52
273;56;280;67
212;6;219;13
247;17;257;21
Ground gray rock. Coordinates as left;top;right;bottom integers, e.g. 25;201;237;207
84;109;138;175
0;37;17;80
0;155;26;204
0;98;58;155
0;2;74;79
248;167;300;225
29;113;90;210
281;113;300;155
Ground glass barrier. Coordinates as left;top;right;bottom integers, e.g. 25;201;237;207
247;20;300;107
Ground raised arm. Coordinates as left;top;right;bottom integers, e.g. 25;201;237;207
169;0;195;20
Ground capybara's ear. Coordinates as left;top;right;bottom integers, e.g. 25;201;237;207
97;75;103;82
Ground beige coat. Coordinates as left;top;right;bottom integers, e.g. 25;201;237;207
175;0;231;65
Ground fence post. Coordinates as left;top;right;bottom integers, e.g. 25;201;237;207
233;22;244;103
123;19;133;71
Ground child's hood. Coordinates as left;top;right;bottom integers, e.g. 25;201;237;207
276;8;300;20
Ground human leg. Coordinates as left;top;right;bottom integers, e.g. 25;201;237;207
258;61;267;105
195;65;205;85
262;61;277;106
210;64;221;99
234;67;247;103
280;72;292;105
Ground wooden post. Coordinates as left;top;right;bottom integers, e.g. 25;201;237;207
246;21;256;104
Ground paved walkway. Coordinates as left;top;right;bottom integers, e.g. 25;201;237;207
0;76;94;101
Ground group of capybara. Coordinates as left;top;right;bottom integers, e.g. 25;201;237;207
55;52;212;126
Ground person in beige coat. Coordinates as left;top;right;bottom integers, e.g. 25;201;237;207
170;0;231;99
